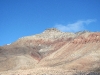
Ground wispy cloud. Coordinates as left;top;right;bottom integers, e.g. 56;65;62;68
55;19;96;32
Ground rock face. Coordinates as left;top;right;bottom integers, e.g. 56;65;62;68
0;28;100;74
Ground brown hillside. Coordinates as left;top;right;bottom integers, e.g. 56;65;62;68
0;28;100;75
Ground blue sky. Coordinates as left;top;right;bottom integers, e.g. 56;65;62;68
0;0;100;46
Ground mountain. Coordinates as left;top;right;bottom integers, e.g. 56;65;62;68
0;28;100;75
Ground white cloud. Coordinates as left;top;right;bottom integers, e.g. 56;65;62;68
55;19;96;32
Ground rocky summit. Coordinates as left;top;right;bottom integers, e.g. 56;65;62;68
0;28;100;75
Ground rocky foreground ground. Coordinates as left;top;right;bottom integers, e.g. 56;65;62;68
0;28;100;75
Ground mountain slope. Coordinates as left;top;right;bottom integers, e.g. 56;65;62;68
0;28;100;74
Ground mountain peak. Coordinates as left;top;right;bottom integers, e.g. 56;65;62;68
43;28;61;33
